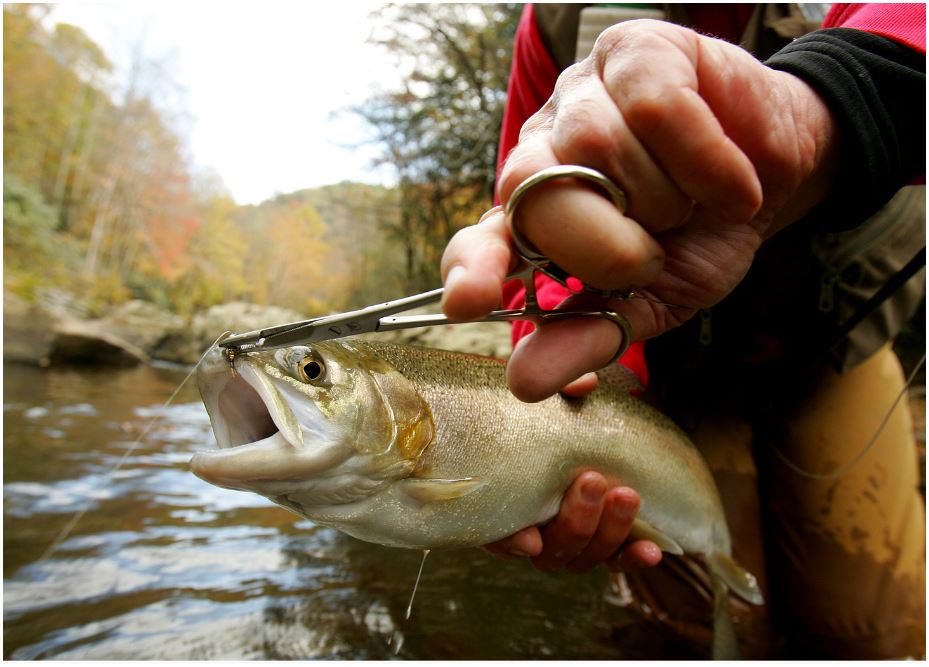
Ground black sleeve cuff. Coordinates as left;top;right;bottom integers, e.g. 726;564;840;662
765;28;925;231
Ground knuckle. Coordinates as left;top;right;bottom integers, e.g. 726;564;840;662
600;243;653;289
622;87;687;134
594;19;673;67
498;151;551;204
551;98;616;160
518;106;554;142
593;20;651;57
553;61;589;93
563;514;596;540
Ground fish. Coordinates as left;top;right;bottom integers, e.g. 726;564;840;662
191;339;763;658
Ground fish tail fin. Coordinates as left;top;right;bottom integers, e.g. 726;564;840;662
709;570;741;660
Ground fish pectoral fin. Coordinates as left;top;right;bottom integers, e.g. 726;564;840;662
629;518;684;555
395;477;486;507
707;552;765;605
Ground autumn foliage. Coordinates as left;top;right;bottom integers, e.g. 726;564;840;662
4;4;518;318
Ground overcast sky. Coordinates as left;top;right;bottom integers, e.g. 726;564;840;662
48;2;401;204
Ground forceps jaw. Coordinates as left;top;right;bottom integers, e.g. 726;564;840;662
217;288;447;353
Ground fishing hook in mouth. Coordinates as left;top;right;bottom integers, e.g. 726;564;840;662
224;345;239;377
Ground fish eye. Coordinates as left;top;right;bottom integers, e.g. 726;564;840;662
298;356;326;384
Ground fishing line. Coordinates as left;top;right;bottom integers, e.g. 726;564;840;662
405;549;431;620
36;331;233;563
772;352;925;481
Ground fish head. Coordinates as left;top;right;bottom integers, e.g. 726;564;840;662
191;340;434;510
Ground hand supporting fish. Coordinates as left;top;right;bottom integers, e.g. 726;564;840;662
192;339;763;659
483;471;664;573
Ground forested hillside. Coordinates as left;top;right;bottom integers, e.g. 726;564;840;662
4;4;520;317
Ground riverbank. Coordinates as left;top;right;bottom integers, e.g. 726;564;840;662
3;290;513;367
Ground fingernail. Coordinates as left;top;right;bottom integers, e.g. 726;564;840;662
582;479;605;503
444;265;465;290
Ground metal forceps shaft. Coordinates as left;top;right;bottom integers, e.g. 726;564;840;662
219;165;633;360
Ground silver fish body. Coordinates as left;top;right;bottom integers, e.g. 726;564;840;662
192;340;762;656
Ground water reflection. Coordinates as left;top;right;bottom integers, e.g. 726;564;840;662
3;361;663;660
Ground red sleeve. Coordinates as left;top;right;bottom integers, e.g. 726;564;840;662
824;3;926;53
497;5;649;386
495;4;560;193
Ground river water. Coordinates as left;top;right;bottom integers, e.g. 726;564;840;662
3;361;673;660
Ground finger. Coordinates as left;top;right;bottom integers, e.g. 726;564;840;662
596;22;762;225
548;67;694;232
560;371;599;398
510;180;665;293
531;471;606;572
565;486;640;573
483;526;543;559
440;207;514;321
507;318;622;403
607;540;664;573
498;128;666;292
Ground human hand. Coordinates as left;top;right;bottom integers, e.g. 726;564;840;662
442;19;839;402
483;470;662;573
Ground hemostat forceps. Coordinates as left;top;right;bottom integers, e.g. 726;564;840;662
219;165;634;360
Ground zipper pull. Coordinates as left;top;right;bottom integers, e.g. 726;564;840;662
819;269;838;313
698;309;712;347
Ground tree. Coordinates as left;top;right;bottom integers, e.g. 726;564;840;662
170;194;248;312
354;4;520;291
3;173;77;296
3;5;207;312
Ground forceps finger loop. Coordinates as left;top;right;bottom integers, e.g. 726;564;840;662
536;308;633;367
504;165;634;366
505;164;628;271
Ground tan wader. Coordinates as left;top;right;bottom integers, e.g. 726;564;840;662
618;345;925;658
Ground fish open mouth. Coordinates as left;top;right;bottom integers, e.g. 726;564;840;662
193;349;348;488
198;354;305;451
215;374;278;448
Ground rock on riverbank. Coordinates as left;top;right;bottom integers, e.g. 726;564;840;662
4;292;148;367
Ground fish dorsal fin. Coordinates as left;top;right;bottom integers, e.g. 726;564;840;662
630;518;684;555
396;477;487;508
596;362;644;396
707;551;765;605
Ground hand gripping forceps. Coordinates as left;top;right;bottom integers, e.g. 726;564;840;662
218;165;634;363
